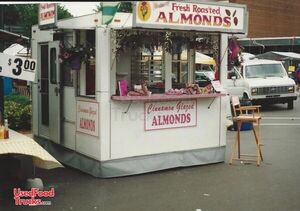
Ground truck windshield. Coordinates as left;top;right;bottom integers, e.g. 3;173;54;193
245;64;285;78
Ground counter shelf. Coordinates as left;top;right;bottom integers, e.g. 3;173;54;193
111;93;225;113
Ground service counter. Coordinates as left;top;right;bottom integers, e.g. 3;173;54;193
109;93;227;166
111;93;224;102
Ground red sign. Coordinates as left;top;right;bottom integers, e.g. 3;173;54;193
144;100;197;131
134;1;248;34
76;100;99;137
39;3;57;29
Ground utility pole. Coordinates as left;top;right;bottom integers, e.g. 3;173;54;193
0;5;5;124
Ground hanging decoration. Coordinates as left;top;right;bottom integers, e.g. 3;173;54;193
112;29;219;57
228;36;243;66
59;41;95;71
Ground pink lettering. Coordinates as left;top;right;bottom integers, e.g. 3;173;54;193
156;12;168;23
150;114;192;126
223;17;231;27
80;118;95;132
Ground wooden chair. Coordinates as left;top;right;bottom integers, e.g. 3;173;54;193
229;96;263;166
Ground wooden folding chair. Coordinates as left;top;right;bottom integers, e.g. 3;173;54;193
229;96;263;166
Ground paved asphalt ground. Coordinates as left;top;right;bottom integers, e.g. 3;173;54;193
1;97;300;211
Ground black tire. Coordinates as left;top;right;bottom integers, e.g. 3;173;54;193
242;93;249;100
241;93;253;106
287;101;294;109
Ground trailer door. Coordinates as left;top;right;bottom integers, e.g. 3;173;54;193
48;41;61;144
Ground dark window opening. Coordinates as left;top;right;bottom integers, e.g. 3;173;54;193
40;44;49;126
50;48;57;84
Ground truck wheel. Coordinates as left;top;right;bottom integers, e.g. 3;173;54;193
242;93;249;100
287;101;294;109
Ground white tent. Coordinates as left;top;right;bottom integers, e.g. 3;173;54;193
181;51;216;65
241;52;255;61
195;52;216;65
3;43;30;56
253;51;300;61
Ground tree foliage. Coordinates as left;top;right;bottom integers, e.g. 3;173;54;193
14;5;39;37
118;2;133;13
95;2;132;13
4;4;72;37
57;5;73;20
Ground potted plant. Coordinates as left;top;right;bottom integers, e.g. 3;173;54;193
59;41;95;71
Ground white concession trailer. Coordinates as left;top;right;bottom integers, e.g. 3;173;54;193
31;1;248;177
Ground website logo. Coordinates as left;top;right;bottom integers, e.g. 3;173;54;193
13;188;55;206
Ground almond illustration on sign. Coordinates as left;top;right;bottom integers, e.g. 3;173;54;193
138;1;151;21
225;9;238;26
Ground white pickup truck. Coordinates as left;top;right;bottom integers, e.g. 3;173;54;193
226;59;297;109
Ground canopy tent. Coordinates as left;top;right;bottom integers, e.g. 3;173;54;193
253;51;300;61
3;43;30;56
241;52;255;61
179;51;216;65
195;52;216;65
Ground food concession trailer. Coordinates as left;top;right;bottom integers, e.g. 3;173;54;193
31;1;248;177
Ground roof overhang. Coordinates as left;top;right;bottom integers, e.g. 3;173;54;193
253;51;300;61
0;29;29;45
238;37;300;47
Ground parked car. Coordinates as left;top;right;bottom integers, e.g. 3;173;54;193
226;59;297;109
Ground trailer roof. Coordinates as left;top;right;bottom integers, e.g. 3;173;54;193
55;12;133;30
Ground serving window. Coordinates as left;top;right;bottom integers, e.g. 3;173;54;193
172;47;188;89
75;30;96;98
59;29;95;98
115;30;220;95
131;49;165;93
58;30;74;87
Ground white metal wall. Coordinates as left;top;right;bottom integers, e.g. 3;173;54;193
110;98;222;160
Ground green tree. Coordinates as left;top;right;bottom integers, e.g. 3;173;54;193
57;5;73;19
11;4;72;37
95;2;132;13
14;4;38;37
3;5;20;25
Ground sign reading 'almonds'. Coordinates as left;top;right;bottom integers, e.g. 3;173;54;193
39;3;57;29
76;100;99;137
144;100;197;131
134;1;248;34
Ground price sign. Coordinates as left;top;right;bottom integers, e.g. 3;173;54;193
0;53;37;82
